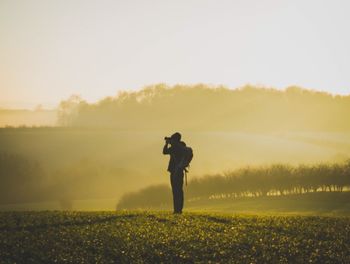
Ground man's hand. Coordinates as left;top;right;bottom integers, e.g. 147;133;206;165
163;139;171;154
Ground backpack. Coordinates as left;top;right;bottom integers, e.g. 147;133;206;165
181;146;193;170
180;146;193;186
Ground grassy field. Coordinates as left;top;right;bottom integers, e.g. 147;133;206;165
1;211;349;263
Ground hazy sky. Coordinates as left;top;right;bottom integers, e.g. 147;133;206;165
1;0;349;109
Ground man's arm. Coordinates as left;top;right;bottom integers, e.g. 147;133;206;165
163;142;172;155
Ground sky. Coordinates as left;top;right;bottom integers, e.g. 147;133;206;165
0;0;349;109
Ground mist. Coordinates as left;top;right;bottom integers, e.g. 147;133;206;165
1;84;350;210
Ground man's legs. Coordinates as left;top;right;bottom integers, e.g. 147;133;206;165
170;173;177;212
170;170;184;213
177;170;184;212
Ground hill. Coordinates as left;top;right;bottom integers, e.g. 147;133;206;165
1;128;350;210
58;84;350;132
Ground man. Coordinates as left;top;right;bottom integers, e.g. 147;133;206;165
163;132;186;214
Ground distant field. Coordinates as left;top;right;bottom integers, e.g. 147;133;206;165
1;211;349;263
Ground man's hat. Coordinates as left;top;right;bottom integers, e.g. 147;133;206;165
170;132;181;142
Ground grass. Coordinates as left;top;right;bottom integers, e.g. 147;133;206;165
1;211;349;263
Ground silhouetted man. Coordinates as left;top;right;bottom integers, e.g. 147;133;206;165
163;132;186;214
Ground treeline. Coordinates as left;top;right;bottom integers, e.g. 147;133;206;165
58;84;350;132
117;161;350;210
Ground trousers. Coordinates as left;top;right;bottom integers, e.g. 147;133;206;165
170;169;184;213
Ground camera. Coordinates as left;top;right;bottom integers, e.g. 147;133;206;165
164;136;171;142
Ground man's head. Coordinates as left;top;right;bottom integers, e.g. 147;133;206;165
170;132;181;144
